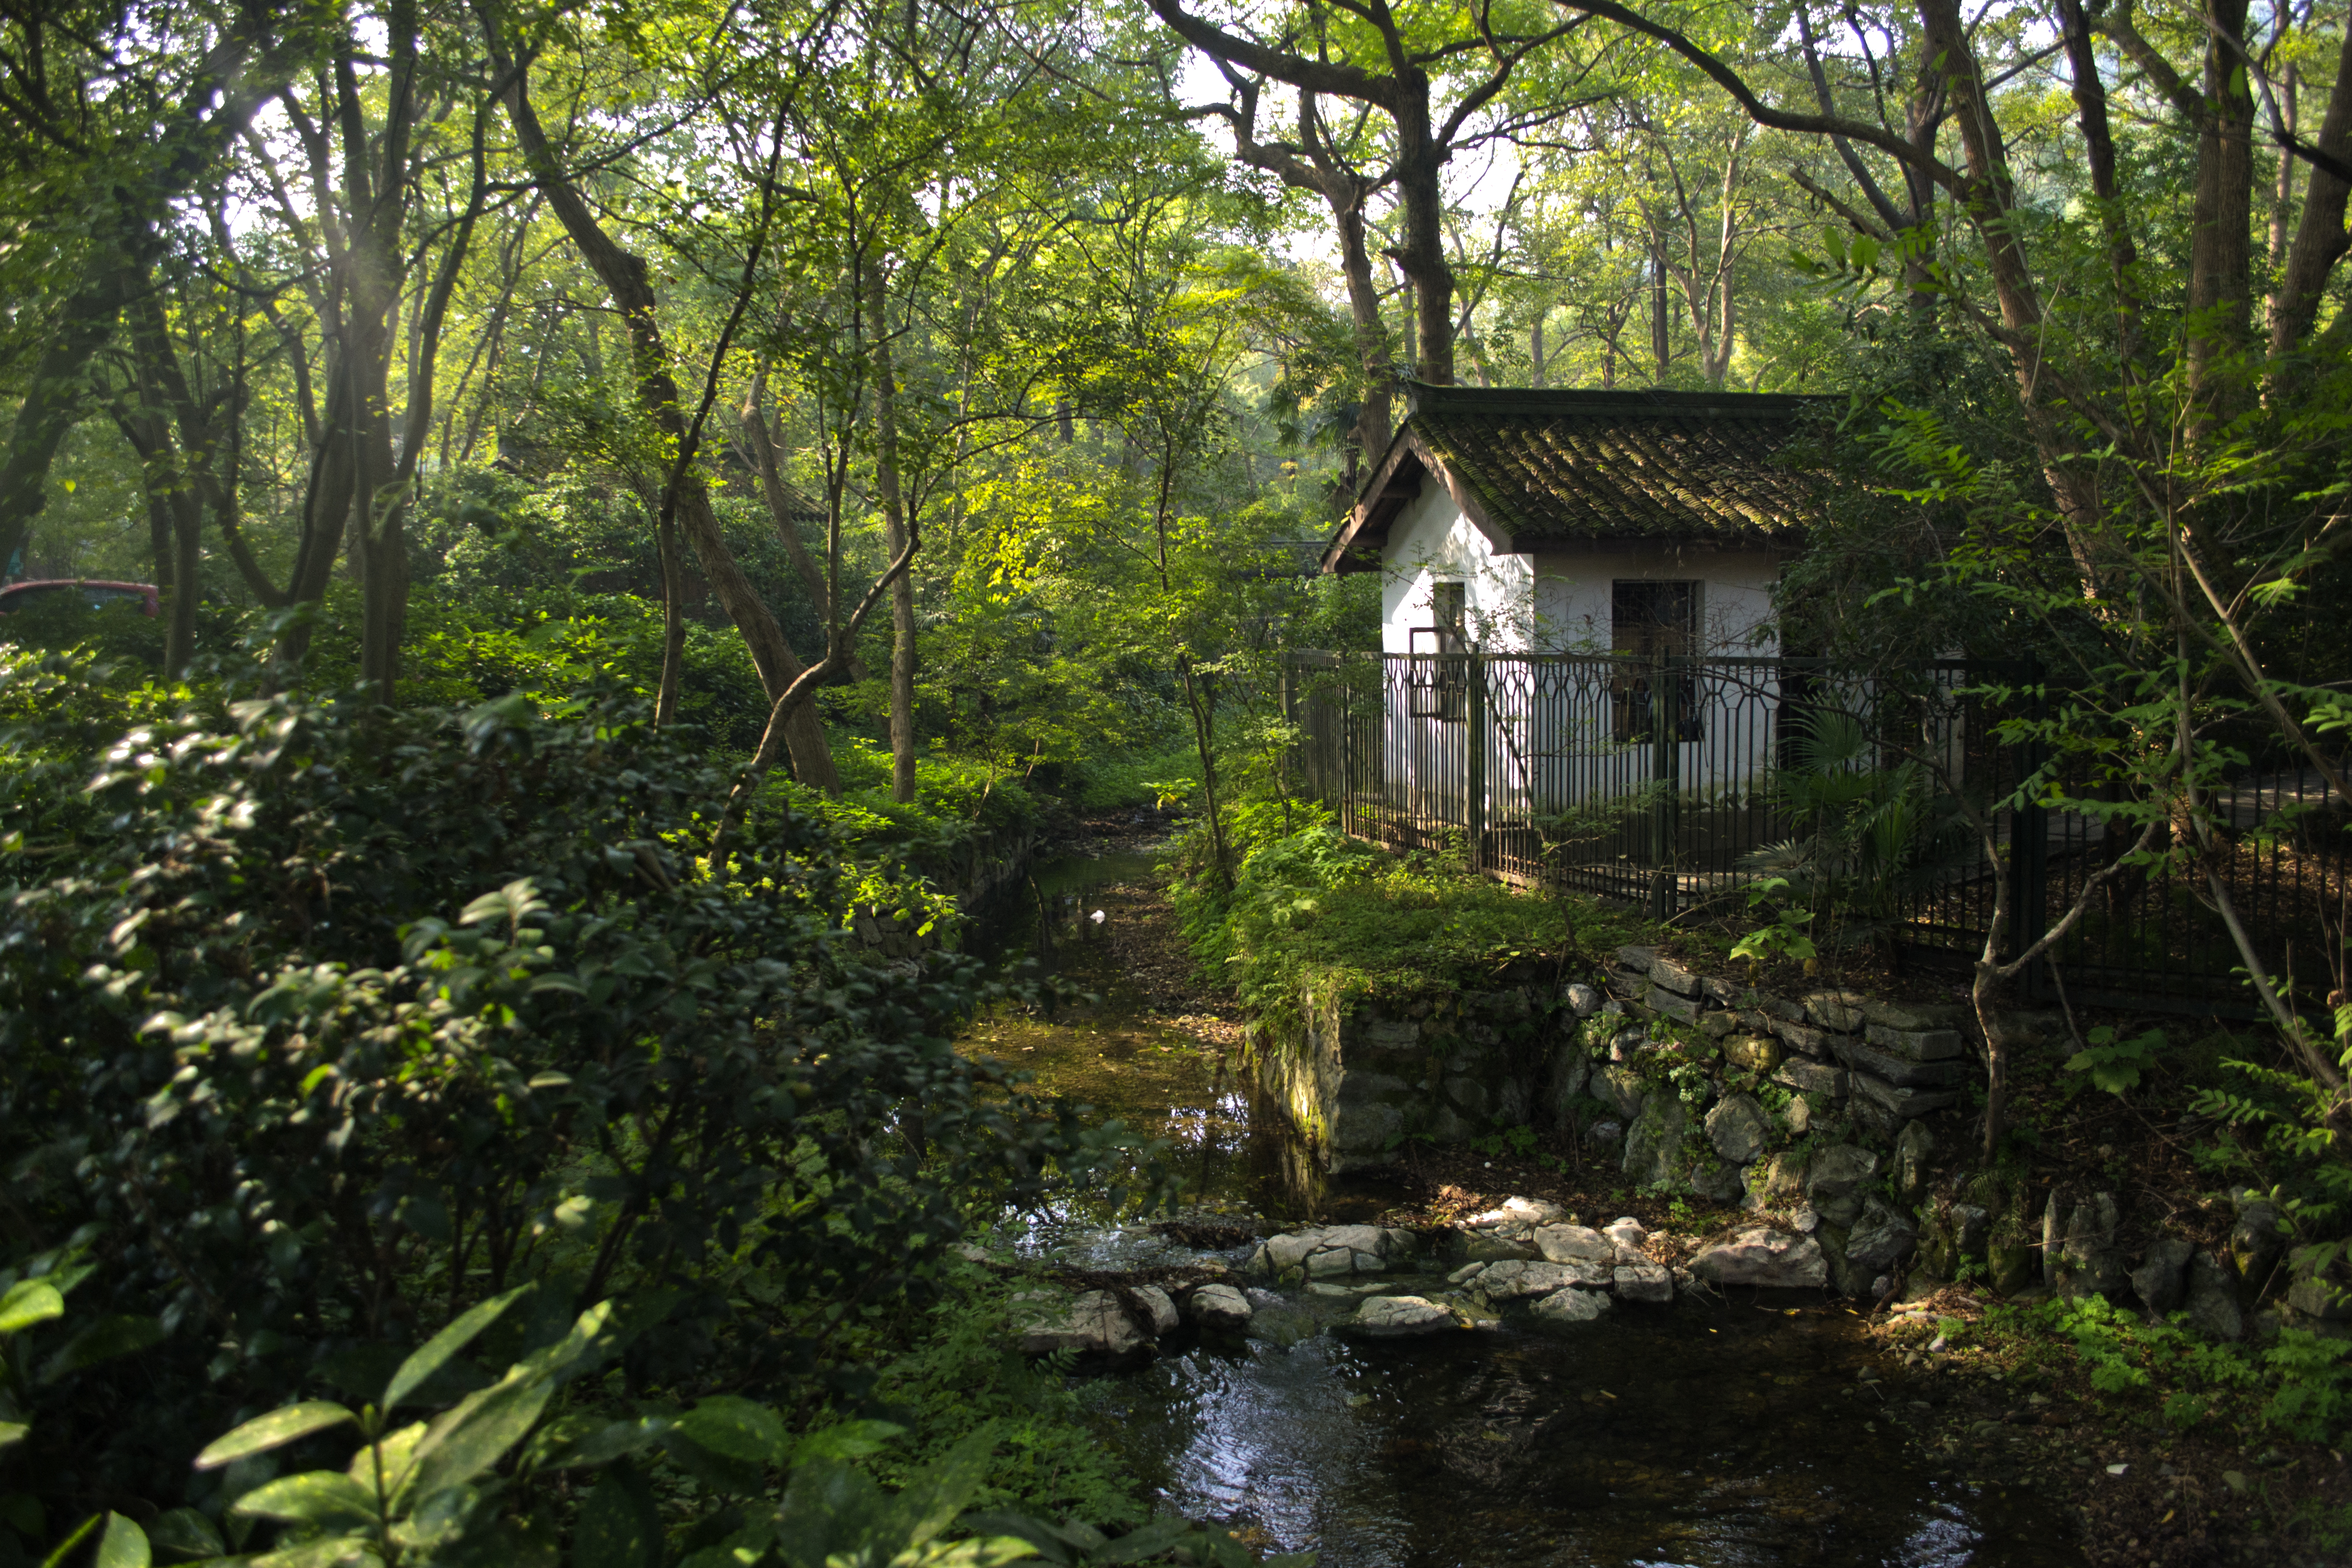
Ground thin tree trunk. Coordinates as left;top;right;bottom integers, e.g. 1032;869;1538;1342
864;268;917;805
494;44;839;790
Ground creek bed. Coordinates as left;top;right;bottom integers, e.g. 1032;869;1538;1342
966;852;2087;1567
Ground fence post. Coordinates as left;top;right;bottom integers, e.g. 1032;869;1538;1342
1649;651;1681;918
1465;651;1487;872
1340;655;1357;834
2008;656;2049;969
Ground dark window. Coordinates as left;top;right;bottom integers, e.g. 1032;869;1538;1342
1611;579;1697;656
1409;581;1469;720
1612;580;1702;742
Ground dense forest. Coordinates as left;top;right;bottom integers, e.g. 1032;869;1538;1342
3;0;2350;1563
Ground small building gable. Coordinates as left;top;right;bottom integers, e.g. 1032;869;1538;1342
1323;384;1830;573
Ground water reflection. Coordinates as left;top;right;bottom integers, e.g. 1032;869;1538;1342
1097;1307;2082;1568
964;854;2083;1567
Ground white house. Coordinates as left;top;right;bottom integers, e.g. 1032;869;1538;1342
1313;383;1831;886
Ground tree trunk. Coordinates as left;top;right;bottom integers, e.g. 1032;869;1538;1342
2187;0;2257;420
654;505;686;726
865;267;917;805
497;51;839;790
2271;21;2352;358
1390;80;1456;385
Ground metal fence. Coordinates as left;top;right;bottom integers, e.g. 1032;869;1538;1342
1283;651;2347;1017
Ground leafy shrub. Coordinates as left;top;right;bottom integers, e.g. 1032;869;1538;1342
1169;812;1640;1036
0;648;1138;1537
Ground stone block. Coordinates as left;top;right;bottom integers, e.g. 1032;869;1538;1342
1188;1284;1252;1331
1754;992;1805;1022
1805;1145;1880;1228
1804;990;1869;1033
1769;1017;1833;1057
1359;1018;1422;1053
1952;1204;1990;1258
1859;998;1968;1032
1834;1036;1969;1089
2185;1250;2244;1340
1706;1092;1774;1165
1890;1119;1935;1206
1850;1071;1963;1119
1592;1064;1650;1122
1347;1295;1459;1338
1616;944;1659;973
2133;1238;2195;1317
1615;1263;1674;1303
1701;975;1743;1006
1621;1093;1690;1190
1445;1076;1489;1115
1863;1023;1968;1061
2230;1198;2282;1288
1689;1227;1828;1288
2058;1192;2129;1299
1745;1149;1809;1209
1649;956;1702;996
1647;986;1701;1024
1723;1034;1783;1074
1330;1101;1402;1153
1534;1224;1615;1264
1699;1011;1739;1039
1773;1058;1848;1099
1845;1196;1919;1277
1530;1287;1611;1327
1563;982;1603;1018
1849;1096;1904;1142
1606;972;1648;1002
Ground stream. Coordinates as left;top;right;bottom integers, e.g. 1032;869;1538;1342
963;849;2088;1568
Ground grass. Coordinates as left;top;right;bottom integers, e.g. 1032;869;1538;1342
1170;803;1661;1033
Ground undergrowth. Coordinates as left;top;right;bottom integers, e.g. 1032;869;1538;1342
1167;802;1652;1039
1976;1293;2352;1449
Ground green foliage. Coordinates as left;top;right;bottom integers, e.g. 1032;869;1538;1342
2000;1295;2352;1447
0;649;1140;1530
1168;813;1633;1038
1726;877;1817;967
2063;1026;2169;1098
1737;710;1970;950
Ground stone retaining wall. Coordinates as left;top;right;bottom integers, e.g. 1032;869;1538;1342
1243;941;1994;1186
846;826;1039;959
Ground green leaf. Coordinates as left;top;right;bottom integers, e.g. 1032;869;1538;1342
792;1419;903;1465
230;1471;380;1529
570;1462;662;1568
674;1396;790;1465
196;1401;358;1471
383;1285;531;1413
887;1427;1002;1550
38;1314;166;1382
461;878;548;930
527;1413;673;1471
39;1514;100;1568
0;1421;26;1452
0;1279;64;1335
144;1507;224;1559
247;1537;380;1568
399;1370;556;1502
93;1513;150;1568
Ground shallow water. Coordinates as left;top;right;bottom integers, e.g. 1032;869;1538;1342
966;852;2085;1567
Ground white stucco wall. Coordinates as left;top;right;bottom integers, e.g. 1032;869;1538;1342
1371;474;1794;825
1377;475;1783;656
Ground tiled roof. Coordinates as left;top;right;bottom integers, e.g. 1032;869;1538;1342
1324;385;1831;571
1414;387;1826;540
